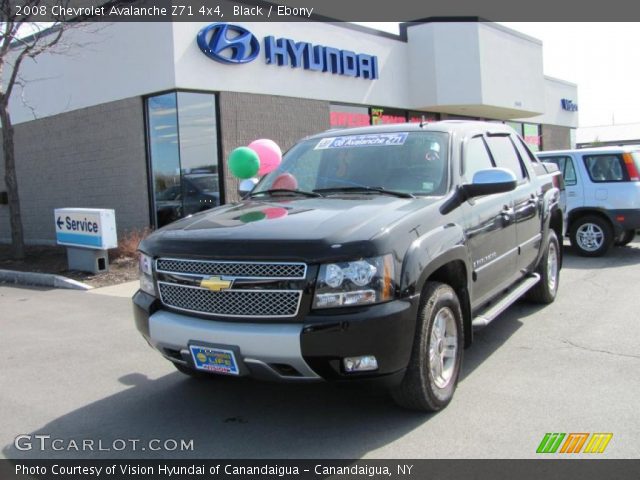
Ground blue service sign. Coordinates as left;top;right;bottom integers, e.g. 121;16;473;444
197;23;378;80
54;208;117;250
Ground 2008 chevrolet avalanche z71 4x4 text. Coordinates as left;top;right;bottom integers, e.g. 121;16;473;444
133;121;564;412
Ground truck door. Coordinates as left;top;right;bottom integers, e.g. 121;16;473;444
461;135;518;309
487;134;543;272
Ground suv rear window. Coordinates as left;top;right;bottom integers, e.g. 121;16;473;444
583;154;628;182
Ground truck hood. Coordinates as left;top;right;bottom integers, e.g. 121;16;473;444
140;196;437;261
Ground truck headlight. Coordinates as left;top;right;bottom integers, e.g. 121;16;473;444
138;252;156;296
313;254;395;309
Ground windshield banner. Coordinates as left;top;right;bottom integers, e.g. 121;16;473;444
314;133;408;150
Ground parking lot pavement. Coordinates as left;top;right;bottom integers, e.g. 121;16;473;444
1;242;639;460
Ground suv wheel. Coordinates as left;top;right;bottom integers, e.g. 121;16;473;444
527;231;560;304
614;229;635;247
392;282;463;412
570;215;613;257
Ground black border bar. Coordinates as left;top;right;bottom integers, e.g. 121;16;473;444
6;0;640;22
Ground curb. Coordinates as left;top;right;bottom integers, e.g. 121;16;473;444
0;269;93;291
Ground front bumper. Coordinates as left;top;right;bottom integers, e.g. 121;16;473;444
133;290;419;387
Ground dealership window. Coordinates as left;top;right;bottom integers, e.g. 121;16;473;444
146;92;221;228
523;123;541;152
329;104;370;128
408;111;439;124
330;104;440;128
505;121;523;136
371;107;407;125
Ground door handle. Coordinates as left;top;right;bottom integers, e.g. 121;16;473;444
568;191;577;197
501;206;515;223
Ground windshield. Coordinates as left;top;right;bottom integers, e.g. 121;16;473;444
254;131;450;196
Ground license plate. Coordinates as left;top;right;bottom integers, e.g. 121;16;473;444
189;345;239;375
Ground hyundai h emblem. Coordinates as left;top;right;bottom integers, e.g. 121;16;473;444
197;23;260;64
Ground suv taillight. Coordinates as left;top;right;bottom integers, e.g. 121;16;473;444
622;152;640;181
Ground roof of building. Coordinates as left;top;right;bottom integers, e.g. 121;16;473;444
577;123;640;144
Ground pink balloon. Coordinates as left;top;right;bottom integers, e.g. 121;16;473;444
248;139;282;176
263;207;288;219
271;173;298;191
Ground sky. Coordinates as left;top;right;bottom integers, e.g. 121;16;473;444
354;22;640;128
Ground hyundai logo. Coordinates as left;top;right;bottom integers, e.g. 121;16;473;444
197;23;260;65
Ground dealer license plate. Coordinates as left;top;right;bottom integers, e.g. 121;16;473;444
189;345;239;375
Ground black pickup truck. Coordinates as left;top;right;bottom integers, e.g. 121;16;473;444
134;121;564;411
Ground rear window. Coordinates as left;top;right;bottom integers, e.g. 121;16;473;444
583;154;628;182
486;135;526;181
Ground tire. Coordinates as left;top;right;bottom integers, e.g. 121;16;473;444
172;362;211;379
392;282;463;412
569;215;613;257
527;230;560;304
614;229;635;247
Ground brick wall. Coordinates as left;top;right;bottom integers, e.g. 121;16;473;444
541;124;572;151
218;92;330;203
0;97;149;244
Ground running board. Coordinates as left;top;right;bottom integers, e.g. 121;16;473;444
472;273;541;330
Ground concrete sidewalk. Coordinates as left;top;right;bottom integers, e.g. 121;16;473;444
87;280;139;298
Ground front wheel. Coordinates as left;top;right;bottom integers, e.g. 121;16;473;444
527;230;560;304
570;215;613;257
392;282;463;412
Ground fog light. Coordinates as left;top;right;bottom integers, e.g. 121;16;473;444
343;355;378;373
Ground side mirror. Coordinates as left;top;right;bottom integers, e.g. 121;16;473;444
440;168;517;215
238;178;258;198
462;168;517;198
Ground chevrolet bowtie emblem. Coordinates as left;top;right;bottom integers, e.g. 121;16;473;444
200;276;233;292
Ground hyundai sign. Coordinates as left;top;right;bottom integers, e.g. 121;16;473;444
197;23;260;64
561;99;578;112
54;208;117;249
197;23;379;80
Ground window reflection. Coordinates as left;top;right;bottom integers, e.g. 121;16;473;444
147;92;221;227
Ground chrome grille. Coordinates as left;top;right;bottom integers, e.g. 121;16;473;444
156;258;306;279
158;282;302;318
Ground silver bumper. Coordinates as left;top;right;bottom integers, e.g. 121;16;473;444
148;310;320;380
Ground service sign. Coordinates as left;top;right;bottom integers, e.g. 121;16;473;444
54;208;117;249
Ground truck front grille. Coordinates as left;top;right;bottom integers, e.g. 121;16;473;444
158;283;302;318
155;258;307;318
156;258;306;279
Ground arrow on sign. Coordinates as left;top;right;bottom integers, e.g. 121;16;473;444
56;217;64;229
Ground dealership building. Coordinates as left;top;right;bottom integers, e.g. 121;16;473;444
1;20;579;244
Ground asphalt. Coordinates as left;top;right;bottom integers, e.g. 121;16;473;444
1;242;639;460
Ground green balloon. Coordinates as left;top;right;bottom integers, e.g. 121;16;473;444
238;211;267;223
229;147;260;179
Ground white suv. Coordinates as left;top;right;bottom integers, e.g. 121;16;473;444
538;146;640;256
